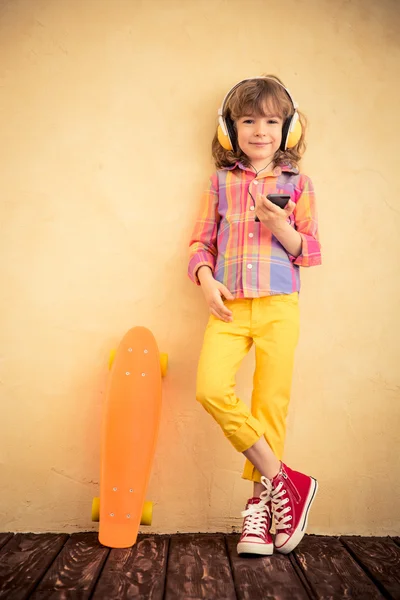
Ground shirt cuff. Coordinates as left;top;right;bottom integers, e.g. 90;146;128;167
289;233;322;267
188;253;215;285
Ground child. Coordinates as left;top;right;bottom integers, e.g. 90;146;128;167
188;75;321;556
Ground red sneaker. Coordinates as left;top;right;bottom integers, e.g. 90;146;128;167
237;476;274;556
271;462;318;554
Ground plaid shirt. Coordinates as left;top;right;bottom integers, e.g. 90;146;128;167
188;162;321;298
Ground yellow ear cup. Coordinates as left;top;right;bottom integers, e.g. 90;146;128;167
286;118;302;149
217;124;233;151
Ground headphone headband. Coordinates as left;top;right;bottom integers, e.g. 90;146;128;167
218;76;298;123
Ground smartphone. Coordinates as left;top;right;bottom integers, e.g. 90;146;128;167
255;194;291;222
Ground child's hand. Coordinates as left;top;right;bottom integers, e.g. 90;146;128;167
197;267;234;322
255;194;295;229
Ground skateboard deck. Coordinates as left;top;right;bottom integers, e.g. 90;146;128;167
95;326;165;548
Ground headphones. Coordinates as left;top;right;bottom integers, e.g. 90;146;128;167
217;76;302;153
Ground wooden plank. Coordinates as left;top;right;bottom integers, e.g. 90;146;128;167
92;534;169;600
294;535;383;599
165;534;236;600
31;532;109;599
226;534;309;600
341;536;400;600
0;534;13;551
0;533;68;600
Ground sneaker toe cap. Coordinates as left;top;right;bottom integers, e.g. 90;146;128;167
242;535;264;543
274;533;290;548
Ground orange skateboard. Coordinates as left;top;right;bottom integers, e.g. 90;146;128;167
91;326;167;548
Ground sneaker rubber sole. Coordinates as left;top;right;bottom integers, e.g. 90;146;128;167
237;539;274;556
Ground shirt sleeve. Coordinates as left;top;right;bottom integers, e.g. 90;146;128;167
188;173;220;285
289;175;322;267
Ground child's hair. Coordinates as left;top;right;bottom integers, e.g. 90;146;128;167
212;74;307;170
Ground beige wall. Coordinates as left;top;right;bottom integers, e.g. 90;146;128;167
1;0;399;536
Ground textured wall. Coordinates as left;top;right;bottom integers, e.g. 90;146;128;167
0;0;399;535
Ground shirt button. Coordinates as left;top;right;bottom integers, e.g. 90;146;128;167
247;264;253;269
250;206;255;211
249;233;254;238
253;180;258;185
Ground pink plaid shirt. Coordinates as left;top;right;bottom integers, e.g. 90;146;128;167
188;163;321;298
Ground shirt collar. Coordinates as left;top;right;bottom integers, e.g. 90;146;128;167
222;161;299;178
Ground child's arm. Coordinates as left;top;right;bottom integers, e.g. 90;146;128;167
256;176;321;266
261;205;303;257
188;174;220;284
188;174;234;322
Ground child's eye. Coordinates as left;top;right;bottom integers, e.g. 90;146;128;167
243;119;254;124
268;119;279;124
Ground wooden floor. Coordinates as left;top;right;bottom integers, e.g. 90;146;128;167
0;532;399;599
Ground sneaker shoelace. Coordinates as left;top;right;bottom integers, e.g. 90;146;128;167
271;480;292;531
240;476;272;538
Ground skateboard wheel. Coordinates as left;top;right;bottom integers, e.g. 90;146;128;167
108;349;116;370
160;353;168;378
91;497;100;522
140;500;153;525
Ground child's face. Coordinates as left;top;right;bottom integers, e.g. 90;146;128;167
235;105;283;169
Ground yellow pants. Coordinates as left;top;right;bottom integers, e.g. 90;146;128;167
196;293;300;483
